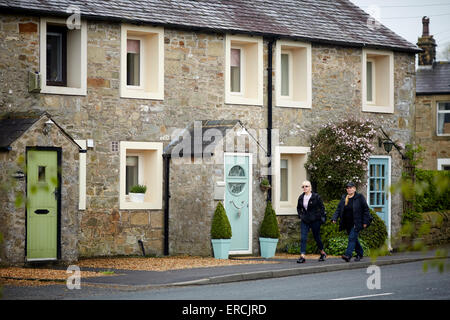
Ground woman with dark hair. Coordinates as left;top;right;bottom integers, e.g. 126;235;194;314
296;180;327;263
331;182;371;262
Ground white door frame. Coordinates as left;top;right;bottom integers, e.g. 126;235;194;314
367;155;392;250
224;152;253;255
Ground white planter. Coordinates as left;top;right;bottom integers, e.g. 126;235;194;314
129;192;145;203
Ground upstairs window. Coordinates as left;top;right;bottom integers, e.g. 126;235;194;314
120;24;164;100
230;48;242;93
275;40;312;109
225;35;263;106
46;25;67;87
40;17;87;95
437;102;450;136
362;49;394;113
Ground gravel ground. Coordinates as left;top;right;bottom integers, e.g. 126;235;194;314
0;253;335;287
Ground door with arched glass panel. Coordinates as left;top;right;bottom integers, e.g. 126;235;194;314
224;154;251;253
368;157;390;232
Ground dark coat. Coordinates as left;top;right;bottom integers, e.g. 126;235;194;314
297;192;326;224
331;192;371;232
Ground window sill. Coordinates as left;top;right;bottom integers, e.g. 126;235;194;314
275;206;298;216
276;99;311;109
41;86;86;96
225;95;263;106
119;200;162;210
120;89;164;100
362;104;394;114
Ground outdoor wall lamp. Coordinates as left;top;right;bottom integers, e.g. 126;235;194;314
378;137;394;153
378;127;407;160
43;119;54;135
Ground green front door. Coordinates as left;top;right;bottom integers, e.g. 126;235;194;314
26;149;59;261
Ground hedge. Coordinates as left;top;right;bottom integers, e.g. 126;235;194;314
286;199;388;255
411;169;450;213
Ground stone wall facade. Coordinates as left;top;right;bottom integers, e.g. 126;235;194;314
0;13;416;260
0;115;80;265
415;94;450;170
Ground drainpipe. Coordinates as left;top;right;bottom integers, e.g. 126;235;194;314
266;37;275;203
163;153;171;256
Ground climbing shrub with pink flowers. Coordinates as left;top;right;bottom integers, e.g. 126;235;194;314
305;118;377;201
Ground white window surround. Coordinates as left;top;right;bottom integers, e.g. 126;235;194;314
120;24;164;100
275;40;312;109
436;101;450;136
437;158;450;170
39;17;87;96
75;139;86;210
362;49;394;114
119;141;163;210
272;146;310;215
225;34;263;106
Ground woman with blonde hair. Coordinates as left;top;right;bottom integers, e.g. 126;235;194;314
296;180;327;263
331;182;371;262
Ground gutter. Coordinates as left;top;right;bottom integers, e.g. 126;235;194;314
265;37;276;203
162;153;171;256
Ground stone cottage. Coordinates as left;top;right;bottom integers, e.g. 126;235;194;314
0;0;419;265
415;17;450;171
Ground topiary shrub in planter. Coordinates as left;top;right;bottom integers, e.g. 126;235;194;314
259;201;280;258
211;202;232;259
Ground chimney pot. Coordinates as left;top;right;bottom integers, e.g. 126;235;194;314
422;16;430;37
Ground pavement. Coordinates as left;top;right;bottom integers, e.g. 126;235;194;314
72;248;449;291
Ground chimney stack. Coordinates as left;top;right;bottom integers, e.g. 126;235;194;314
417;16;436;66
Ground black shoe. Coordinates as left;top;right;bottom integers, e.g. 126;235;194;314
297;257;306;263
341;255;351;262
319;253;327;262
354;255;363;262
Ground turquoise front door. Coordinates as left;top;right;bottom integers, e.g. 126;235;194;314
224;154;251;253
368;157;390;231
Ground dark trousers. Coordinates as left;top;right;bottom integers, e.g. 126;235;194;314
345;227;364;257
300;220;324;254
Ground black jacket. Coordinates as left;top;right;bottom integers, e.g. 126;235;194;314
297;192;326;224
331;193;371;232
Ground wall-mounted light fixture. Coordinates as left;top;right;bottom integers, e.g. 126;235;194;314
43;119;54;135
378;127;407;159
378;137;394;153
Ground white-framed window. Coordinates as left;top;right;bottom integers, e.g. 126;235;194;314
119;141;163;209
39;17;87;95
225;34;263;106
272;146;310;215
120;24;164;100
437;102;450;136
437;158;450;171
366;58;375;104
230;47;243;94
362;49;394;113
275;40;312;109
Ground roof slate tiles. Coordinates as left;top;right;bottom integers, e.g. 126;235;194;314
0;0;419;52
416;62;450;95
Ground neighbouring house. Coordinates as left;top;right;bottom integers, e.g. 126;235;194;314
0;0;419;265
415;17;450;171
